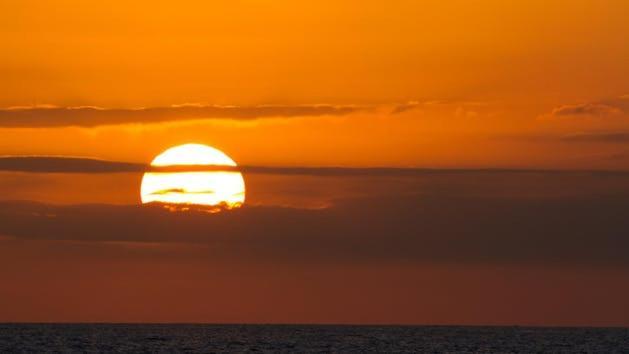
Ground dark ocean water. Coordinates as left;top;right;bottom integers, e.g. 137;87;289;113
0;324;627;353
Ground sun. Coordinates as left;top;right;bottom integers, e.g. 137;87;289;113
140;144;245;210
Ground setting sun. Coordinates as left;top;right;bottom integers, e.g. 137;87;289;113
1;1;628;348
140;144;245;209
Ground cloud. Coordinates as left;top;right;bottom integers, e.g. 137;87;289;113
496;131;629;148
4;155;592;176
0;104;362;128
0;99;495;126
391;101;424;114
391;100;488;114
0;192;627;266
0;156;144;173
551;103;622;117
548;96;629;118
560;132;629;143
149;188;215;196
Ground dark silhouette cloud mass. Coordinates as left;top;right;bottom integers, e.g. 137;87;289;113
0;193;627;266
0;104;362;128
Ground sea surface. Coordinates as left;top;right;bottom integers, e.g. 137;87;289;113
0;324;627;353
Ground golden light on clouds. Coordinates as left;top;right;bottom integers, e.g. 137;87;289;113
140;144;245;209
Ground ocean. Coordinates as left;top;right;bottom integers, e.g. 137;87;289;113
0;324;627;353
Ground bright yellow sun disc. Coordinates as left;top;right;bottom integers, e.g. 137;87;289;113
140;144;245;209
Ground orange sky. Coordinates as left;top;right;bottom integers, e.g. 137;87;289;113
0;0;628;169
1;1;629;326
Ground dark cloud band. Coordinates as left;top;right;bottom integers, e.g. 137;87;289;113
3;156;628;176
0;156;144;173
560;132;629;143
0;193;627;266
0;104;362;128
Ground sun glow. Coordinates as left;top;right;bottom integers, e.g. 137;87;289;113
140;144;245;209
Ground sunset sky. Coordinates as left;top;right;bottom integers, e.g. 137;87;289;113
0;1;628;326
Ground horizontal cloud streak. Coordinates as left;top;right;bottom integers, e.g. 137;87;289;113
0;193;627;266
551;103;622;117
391;100;489;114
560;132;629;143
0;104;362;128
0;156;144;173
3;156;629;176
548;96;629;118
